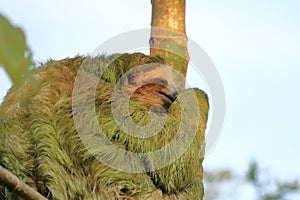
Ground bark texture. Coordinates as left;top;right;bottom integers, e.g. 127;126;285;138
150;0;189;90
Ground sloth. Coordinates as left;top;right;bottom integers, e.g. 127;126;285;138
0;53;209;200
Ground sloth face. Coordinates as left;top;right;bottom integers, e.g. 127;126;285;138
121;64;178;113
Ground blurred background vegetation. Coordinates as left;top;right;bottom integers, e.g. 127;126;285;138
204;160;299;200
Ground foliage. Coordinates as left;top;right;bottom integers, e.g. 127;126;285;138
0;14;33;87
204;161;300;200
246;161;299;200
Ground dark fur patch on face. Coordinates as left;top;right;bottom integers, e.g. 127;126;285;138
126;73;137;86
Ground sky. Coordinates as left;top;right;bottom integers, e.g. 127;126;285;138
1;0;300;199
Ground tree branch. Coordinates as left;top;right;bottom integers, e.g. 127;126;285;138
0;165;47;200
150;0;189;90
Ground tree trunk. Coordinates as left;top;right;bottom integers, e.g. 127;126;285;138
150;0;189;90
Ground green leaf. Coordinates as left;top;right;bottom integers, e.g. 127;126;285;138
278;181;299;194
246;161;258;184
0;14;33;86
263;194;281;200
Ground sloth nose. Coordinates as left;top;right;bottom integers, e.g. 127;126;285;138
171;86;179;98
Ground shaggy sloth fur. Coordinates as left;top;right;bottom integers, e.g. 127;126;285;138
0;53;209;200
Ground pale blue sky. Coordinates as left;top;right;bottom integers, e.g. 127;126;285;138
1;1;300;199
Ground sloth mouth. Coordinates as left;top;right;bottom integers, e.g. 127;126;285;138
150;85;178;113
157;89;178;107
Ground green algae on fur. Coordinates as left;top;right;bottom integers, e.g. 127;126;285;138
0;53;208;200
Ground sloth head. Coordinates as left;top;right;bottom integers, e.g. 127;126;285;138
120;63;178;113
